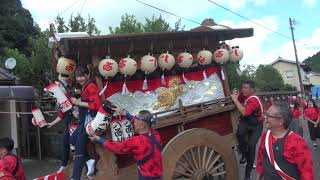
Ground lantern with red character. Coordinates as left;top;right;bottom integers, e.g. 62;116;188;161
119;56;137;95
176;52;193;83
229;46;243;63
197;49;213;81
158;52;175;85
98;57;118;96
56;57;76;78
141;54;157;90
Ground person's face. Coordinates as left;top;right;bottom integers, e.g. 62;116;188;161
0;147;7;158
264;106;283;130
133;115;146;133
76;74;88;86
241;83;252;96
308;101;314;107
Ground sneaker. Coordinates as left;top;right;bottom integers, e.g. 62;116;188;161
70;145;75;152
244;177;252;180
313;143;317;149
252;164;256;169
57;166;65;173
86;159;95;176
240;156;247;165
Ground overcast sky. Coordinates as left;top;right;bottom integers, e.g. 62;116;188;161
22;0;320;68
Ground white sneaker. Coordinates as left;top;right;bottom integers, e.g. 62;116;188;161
57;166;65;173
70;145;75;151
86;159;95;176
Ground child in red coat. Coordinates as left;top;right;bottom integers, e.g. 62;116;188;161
289;103;303;136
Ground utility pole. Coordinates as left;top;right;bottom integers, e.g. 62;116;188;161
289;18;305;101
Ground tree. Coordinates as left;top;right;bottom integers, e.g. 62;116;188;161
109;14;143;34
304;51;320;73
226;63;255;90
87;15;101;35
0;0;37;56
254;65;285;91
143;15;171;32
69;13;86;32
0;48;33;84
55;15;69;33
173;19;185;31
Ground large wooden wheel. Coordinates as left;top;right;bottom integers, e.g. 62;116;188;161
162;128;238;180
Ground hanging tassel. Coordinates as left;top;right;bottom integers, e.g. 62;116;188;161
221;69;225;80
182;72;188;83
203;70;208;81
99;81;108;96
161;73;166;86
142;77;148;90
122;78;128;95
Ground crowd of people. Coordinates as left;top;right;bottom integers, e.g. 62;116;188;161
0;65;318;180
232;80;316;180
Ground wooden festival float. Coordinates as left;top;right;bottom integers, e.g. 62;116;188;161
51;19;257;180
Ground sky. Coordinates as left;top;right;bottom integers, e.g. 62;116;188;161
21;0;320;68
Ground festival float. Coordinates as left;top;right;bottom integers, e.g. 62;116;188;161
49;19;258;180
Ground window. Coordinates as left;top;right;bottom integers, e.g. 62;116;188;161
286;71;294;79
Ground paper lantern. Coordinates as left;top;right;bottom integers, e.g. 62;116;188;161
141;54;157;73
158;52;175;70
230;46;243;63
119;57;137;76
44;82;73;113
213;48;229;64
31;108;47;128
98;58;118;78
176;52;193;68
197;50;213;65
56;57;76;76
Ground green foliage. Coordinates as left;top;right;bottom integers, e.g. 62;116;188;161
226;63;255;90
0;0;37;56
109;14;185;34
0;48;33;84
54;13;100;35
109;14;143;34
254;65;285;91
143;15;171;32
304;51;320;73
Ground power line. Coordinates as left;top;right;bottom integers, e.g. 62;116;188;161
135;0;202;26
79;0;87;16
207;0;292;40
49;0;83;24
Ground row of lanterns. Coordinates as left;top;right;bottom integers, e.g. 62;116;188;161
56;45;243;95
98;46;243;79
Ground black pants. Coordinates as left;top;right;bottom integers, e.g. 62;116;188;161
237;120;263;178
62;111;73;167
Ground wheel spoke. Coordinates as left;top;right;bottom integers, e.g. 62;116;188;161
208;162;225;174
190;148;199;169
197;146;201;168
176;160;195;174
202;146;208;168
207;154;221;172
205;149;215;169
174;169;193;177
209;170;226;177
182;152;197;171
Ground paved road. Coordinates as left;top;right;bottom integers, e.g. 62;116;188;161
24;120;320;180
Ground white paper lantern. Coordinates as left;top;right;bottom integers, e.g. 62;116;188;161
230;46;243;63
158;52;175;70
213;48;230;64
56;57;76;75
176;52;193;68
119;57;137;76
141;54;157;73
98;58;118;78
197;50;213;65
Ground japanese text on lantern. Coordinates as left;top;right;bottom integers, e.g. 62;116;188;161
119;59;127;69
199;55;205;64
215;50;224;58
103;62;114;71
160;54;169;63
65;63;75;72
177;55;183;64
113;124;123;141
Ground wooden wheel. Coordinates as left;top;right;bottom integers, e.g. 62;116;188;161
162;128;238;180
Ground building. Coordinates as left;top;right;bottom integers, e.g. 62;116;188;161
0;67;36;157
270;57;311;91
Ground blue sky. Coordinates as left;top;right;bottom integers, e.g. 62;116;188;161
22;0;320;67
